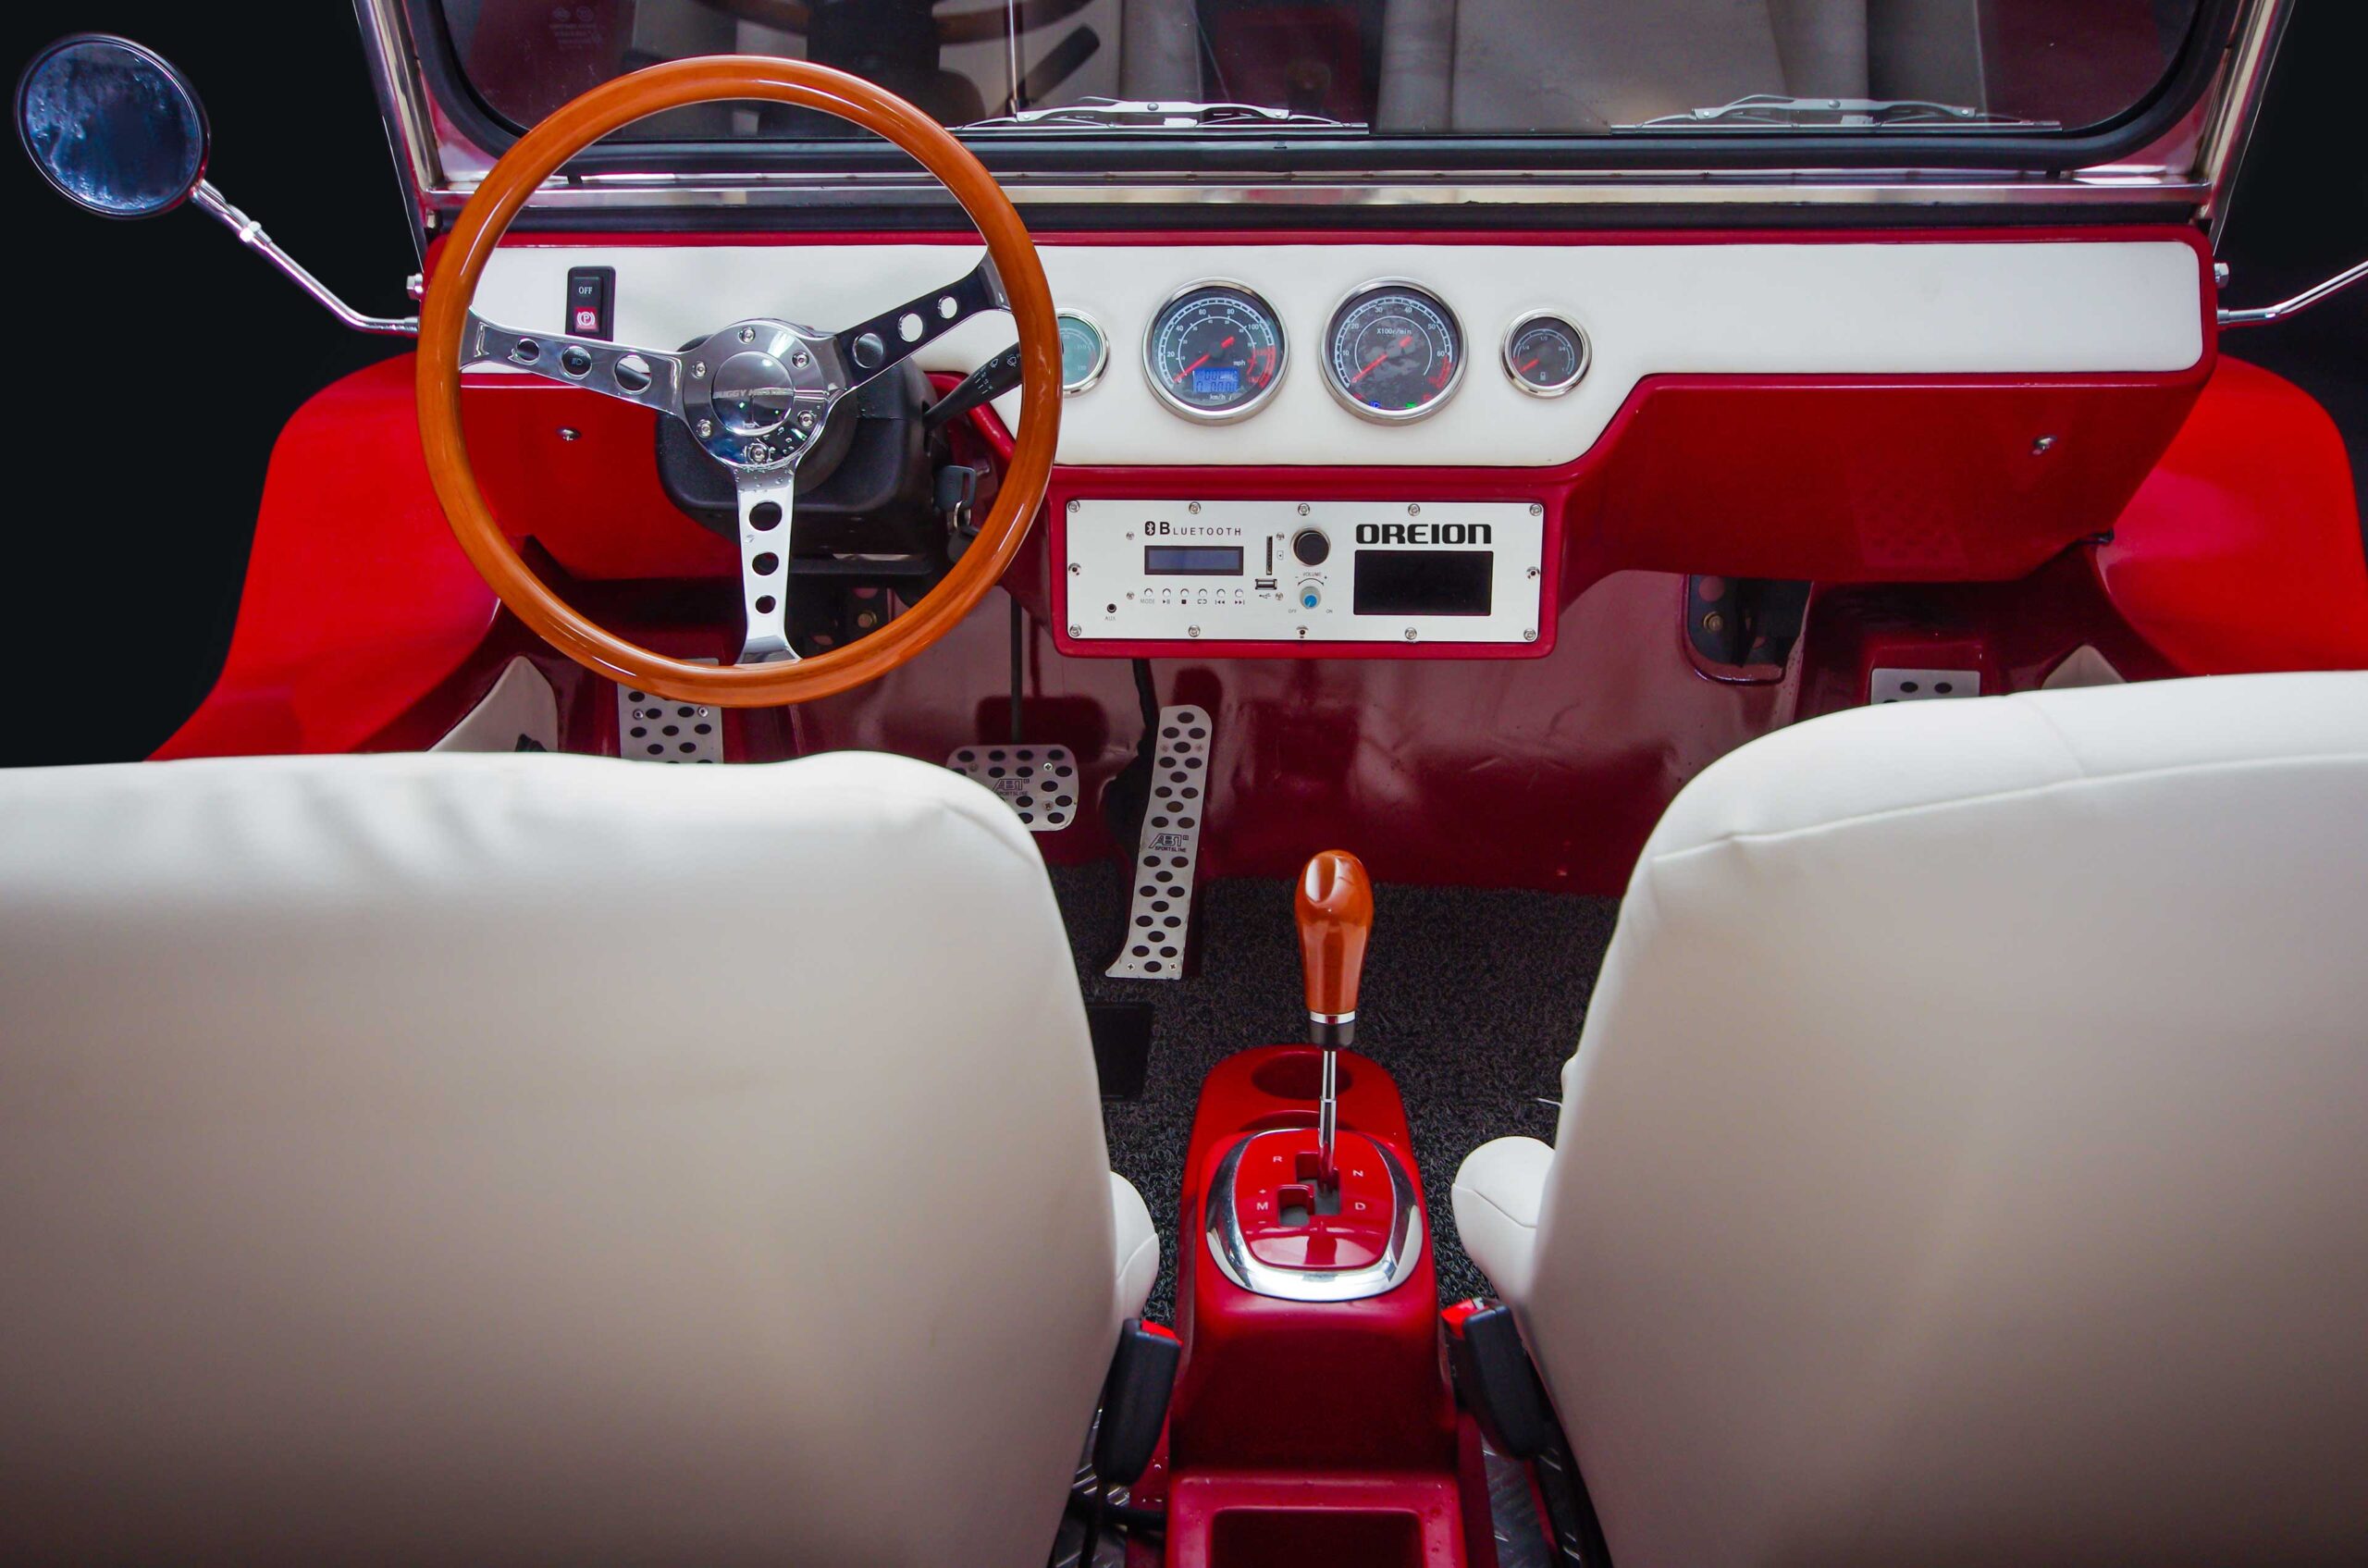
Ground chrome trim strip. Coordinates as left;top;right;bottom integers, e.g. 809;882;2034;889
1204;1130;1424;1303
2198;0;2294;243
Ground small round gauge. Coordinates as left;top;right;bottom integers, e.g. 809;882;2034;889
1143;283;1287;423
1503;313;1591;398
1056;309;1109;395
1324;281;1465;423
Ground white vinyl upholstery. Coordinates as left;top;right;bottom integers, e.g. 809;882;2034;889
1455;673;2368;1568
0;751;1153;1566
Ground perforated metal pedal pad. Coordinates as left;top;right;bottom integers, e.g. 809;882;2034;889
617;662;723;763
1108;704;1211;981
945;744;1079;832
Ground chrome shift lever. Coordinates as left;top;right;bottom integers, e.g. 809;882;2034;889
1295;849;1373;1194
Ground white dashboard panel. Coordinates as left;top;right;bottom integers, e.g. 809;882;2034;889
472;238;2204;469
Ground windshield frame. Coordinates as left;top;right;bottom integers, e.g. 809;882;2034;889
372;0;2266;223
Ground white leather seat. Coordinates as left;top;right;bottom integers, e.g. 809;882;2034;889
0;750;1154;1566
1454;672;2368;1567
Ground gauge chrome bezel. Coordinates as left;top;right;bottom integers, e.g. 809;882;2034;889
1321;278;1467;426
1501;311;1592;399
1141;279;1289;426
1055;307;1109;395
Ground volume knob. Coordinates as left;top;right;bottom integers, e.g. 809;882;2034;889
1291;528;1330;566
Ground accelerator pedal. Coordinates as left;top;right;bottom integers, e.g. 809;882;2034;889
945;744;1079;832
617;660;723;763
1107;704;1211;981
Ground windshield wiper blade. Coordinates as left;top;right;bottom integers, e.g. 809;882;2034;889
1628;94;2056;130
961;97;1360;131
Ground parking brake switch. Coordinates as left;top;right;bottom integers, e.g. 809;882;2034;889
565;265;614;340
1296;849;1372;1198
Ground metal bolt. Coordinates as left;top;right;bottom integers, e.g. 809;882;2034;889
1188;501;1202;514
2032;435;2057;455
1068;500;1081;513
1523;628;1537;642
1529;502;1543;517
855;611;877;629
790;349;809;368
2214;261;2231;287
746;441;771;463
1188;625;1202;638
1068;624;1081;636
1067;562;1081;574
1296;502;1311;517
1404;627;1418;642
558;427;581;442
696;418;714;438
691;363;706;378
797;410;816;429
1704;611;1726;634
404;272;425;301
738;327;756;343
1407;503;1422;516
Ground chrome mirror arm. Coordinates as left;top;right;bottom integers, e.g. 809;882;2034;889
190;179;420;337
2217;256;2368;328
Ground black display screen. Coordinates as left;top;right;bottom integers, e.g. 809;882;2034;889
1352;550;1493;616
1144;546;1244;575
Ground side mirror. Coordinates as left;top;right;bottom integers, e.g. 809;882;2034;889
15;33;209;219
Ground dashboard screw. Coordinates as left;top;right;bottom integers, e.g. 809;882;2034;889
558;427;580;442
1527;566;1541;579
1404;627;1418;641
1523;628;1537;641
1703;611;1726;634
1296;502;1311;517
2031;435;2057;455
1297;625;1308;638
1188;625;1202;638
1189;501;1202;514
1068;500;1081;513
1529;503;1544;517
1068;624;1081;636
1407;503;1422;516
1068;562;1081;574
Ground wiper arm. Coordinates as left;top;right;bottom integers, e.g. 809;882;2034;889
1628;94;2056;130
961;96;1360;131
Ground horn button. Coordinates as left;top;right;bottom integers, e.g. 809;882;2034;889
684;322;834;468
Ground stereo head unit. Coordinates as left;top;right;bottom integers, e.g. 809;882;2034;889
1055;500;1548;656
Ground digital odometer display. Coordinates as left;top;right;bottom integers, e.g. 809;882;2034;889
1144;284;1286;423
1324;282;1464;423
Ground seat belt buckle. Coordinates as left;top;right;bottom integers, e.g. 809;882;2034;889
1092;1318;1181;1487
1443;1298;1558;1460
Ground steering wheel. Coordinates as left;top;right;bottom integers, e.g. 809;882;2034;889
416;56;1060;707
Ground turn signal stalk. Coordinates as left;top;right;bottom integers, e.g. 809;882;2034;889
1296;849;1373;1192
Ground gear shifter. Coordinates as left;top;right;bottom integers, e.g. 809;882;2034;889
1296;850;1373;1196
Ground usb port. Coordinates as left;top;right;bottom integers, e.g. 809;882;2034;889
1254;579;1277;591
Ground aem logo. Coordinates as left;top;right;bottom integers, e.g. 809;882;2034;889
1354;522;1493;546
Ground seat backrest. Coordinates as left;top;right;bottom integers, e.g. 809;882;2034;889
1523;673;2368;1567
0;752;1120;1567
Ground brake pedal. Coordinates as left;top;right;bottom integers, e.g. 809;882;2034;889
1108;704;1211;981
618;661;723;762
945;744;1079;832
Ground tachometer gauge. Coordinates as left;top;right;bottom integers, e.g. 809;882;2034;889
1144;283;1287;423
1324;281;1464;423
1056;309;1108;394
1503;313;1590;398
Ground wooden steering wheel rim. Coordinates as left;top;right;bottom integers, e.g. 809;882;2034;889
416;56;1060;707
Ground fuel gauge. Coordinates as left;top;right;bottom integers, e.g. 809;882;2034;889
1503;314;1590;398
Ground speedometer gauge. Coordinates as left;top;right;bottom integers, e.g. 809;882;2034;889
1324;281;1464;423
1144;283;1286;423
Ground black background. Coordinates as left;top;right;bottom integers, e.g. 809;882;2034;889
1;0;2360;766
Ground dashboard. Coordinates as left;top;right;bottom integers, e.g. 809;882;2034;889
467;232;2211;658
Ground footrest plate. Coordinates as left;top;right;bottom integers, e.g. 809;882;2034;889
1108;704;1211;980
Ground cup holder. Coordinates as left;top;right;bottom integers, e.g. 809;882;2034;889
1249;1051;1352;1101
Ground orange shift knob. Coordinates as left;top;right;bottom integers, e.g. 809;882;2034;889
1297;849;1374;1024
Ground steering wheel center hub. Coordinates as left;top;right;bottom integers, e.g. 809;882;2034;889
712;350;797;435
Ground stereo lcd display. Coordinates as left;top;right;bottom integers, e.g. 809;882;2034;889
1144;545;1246;575
1352;550;1494;616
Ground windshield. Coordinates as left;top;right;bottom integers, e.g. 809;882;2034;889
436;0;2204;142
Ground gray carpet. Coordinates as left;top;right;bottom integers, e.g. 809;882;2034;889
1052;861;1621;1322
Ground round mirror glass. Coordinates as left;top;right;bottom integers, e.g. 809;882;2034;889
16;34;208;219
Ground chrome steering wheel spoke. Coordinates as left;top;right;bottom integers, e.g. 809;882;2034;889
734;469;798;666
463;312;684;418
832;259;1007;389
